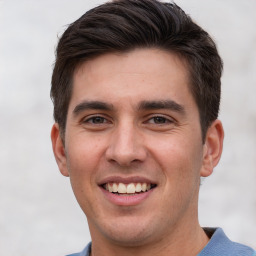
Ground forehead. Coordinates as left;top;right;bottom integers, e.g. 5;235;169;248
75;48;188;76
71;48;194;110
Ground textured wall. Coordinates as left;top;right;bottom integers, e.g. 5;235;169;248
0;0;255;255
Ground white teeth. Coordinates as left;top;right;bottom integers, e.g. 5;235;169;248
141;183;147;192
112;183;118;192
105;182;154;194
108;183;113;192
117;183;127;194
135;183;142;192
126;183;136;194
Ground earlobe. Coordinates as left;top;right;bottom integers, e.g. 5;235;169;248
200;119;224;177
51;123;70;177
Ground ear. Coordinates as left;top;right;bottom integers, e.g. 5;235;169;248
200;119;224;177
51;123;69;177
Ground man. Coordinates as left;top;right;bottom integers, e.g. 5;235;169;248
50;0;256;255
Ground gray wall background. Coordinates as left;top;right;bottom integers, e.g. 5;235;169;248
0;0;255;255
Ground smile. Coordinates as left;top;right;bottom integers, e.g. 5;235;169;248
103;182;156;195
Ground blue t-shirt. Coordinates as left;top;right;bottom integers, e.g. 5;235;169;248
67;228;256;256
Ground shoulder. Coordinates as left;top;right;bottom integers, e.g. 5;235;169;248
65;242;91;256
199;228;256;256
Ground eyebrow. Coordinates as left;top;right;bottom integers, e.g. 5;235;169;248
138;100;185;114
73;99;185;116
73;100;114;116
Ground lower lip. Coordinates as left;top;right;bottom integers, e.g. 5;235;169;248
100;186;155;206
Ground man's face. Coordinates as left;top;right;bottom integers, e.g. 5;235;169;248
52;48;216;246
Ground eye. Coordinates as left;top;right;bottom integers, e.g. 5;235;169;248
80;114;112;131
86;116;107;124
82;115;110;125
147;116;173;125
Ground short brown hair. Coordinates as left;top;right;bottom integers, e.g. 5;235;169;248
51;0;223;141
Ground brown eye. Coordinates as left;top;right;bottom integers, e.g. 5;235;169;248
91;117;105;124
153;116;168;124
148;116;172;124
84;116;107;124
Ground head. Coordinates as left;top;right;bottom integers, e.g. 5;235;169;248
51;0;223;142
51;0;224;252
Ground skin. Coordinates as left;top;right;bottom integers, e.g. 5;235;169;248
51;48;224;256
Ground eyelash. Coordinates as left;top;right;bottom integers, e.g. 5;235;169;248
82;114;174;125
82;115;110;125
146;115;174;125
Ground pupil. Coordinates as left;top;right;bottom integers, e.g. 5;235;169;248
154;117;165;123
94;117;104;123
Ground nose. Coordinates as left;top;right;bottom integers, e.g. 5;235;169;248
105;122;147;167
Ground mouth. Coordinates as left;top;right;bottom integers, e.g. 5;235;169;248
102;182;157;196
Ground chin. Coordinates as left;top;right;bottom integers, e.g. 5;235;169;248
91;215;158;247
107;229;154;247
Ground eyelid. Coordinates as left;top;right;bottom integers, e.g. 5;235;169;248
81;114;112;124
144;114;176;124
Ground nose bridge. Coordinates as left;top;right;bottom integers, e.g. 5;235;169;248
106;118;146;166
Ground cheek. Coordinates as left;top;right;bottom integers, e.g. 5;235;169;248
149;134;203;180
64;138;104;199
66;135;104;172
65;140;101;211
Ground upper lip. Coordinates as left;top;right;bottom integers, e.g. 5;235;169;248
98;176;157;185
